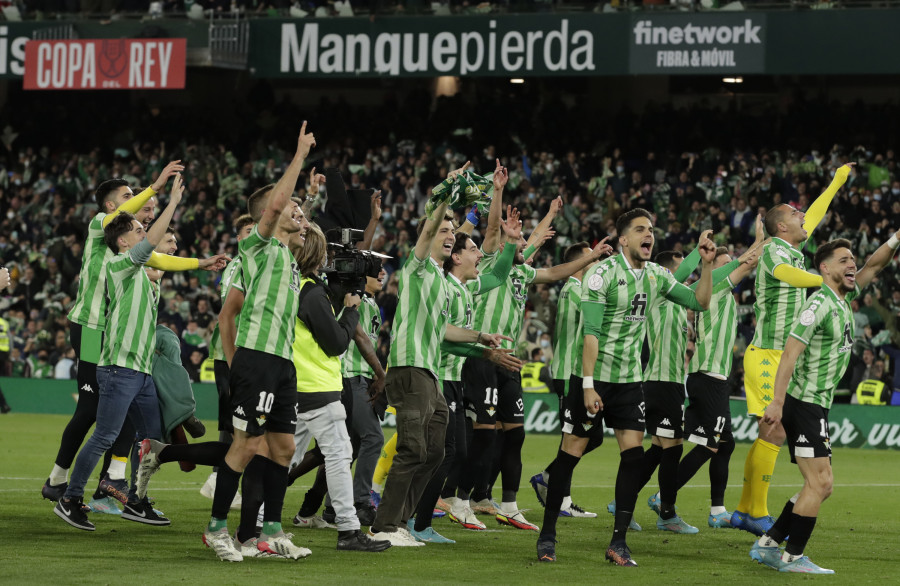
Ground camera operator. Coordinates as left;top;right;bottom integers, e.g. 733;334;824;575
291;222;391;553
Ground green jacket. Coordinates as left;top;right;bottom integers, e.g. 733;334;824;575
152;325;196;441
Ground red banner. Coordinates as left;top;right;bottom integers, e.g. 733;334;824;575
24;38;187;90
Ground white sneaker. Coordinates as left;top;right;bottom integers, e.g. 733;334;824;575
293;514;337;529
449;504;486;530
257;532;312;559
136;439;164;499
436;496;458;513
234;534;269;558
202;528;243;562
397;526;427;546
367;528;425;547
560;502;598;518
200;473;216;500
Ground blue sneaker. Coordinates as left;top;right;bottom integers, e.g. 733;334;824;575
369;490;381;509
432;509;446;519
779;556;834;574
406;520;455;544
750;542;785;570
708;511;733;528
737;514;775;537
656;515;699;534
606;500;642;532
530;472;548;507
647;492;661;515
87;496;122;515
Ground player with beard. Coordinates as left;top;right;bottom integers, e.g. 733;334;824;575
734;164;853;535
466;194;612;531
750;231;900;573
536;208;716;565
43;163;227;511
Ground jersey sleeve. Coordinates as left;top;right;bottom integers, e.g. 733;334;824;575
402;249;429;277
230;260;246;292
761;243;789;276
789;295;827;345
655;264;680;297
845;283;862;303
519;263;538;286
581;266;608;306
127;238;155;267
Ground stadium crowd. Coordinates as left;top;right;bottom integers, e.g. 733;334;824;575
0;95;899;404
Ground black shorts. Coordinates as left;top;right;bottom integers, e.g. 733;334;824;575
441;380;464;418
496;364;524;424
562;376;645;439
229;348;297;436
783;393;831;463
553;379;567;421
214;360;233;433
643;380;685;440
685;372;733;448
463;357;499;425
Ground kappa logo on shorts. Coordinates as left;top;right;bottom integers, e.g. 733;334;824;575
661;418;671;426
797;434;808;443
696;426;705;434
449;401;457;413
235;406;246;416
564;409;571;420
81;384;94;393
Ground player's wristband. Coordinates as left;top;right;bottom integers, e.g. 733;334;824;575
888;234;900;250
582;376;593;389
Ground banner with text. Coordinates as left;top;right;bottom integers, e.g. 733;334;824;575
24;38;187;90
250;15;628;78
629;13;766;74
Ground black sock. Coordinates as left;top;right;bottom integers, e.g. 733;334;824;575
658;444;683;519
676;444;713;490
212;462;241;520
612;446;644;544
766;499;795;544
500;427;525;503
709;441;733;507
540;450;579;540
237;456;266;543
784;513;817;556
288;445;324;486
485;429;504;498
159;442;230;466
467;429;495;502
637;444;663;491
262;457;289;526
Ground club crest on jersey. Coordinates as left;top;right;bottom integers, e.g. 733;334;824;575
799;309;816;326
587;274;604;291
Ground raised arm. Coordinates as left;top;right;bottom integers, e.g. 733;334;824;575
802;163;853;237
855;228;900;289
146;174;183;248
526;196;562;250
533;237;612;284
102;160;184;228
481;159;507;255
260;122;316;239
360;190;382;251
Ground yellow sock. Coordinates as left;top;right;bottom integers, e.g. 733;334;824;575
372;432;398;488
747;439;780;518
736;440;757;514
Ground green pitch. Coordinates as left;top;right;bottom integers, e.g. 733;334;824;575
2;414;898;584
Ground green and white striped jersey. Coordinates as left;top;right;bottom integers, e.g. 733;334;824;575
550;277;582;381
387;251;450;375
438;273;475;382
787;283;859;408
99;239;159;373
582;254;686;383
750;238;807;351
472;252;537;350
235;227;300;361
68;213;115;330
209;256;244;362
342;295;381;378
690;278;737;377
644;295;688;384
